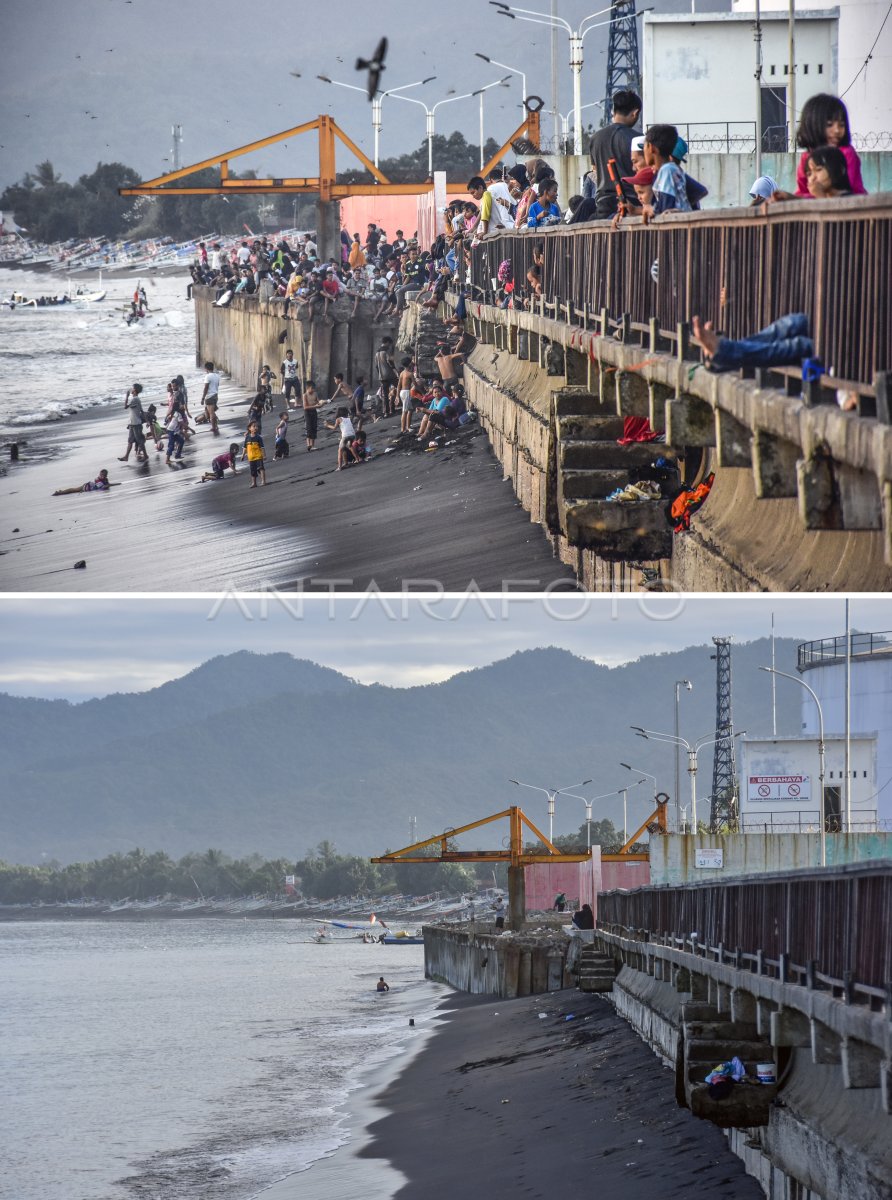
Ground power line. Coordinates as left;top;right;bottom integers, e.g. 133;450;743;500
840;0;892;99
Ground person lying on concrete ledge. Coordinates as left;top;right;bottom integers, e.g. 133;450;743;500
692;313;814;373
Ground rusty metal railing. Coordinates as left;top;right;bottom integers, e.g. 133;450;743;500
596;861;892;1002
469;195;892;390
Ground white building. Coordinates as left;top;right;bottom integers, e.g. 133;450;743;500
733;0;892;139
740;734;877;830
643;9;839;150
740;630;892;831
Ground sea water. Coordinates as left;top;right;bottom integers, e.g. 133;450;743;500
0;919;440;1200
0;268;195;438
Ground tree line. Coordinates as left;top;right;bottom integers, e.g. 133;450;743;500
0;819;620;905
1;132;500;245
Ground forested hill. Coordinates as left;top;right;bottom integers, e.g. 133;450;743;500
0;642;800;865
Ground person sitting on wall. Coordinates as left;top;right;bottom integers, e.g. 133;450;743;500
572;903;595;930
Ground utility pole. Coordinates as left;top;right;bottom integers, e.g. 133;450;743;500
171;124;183;171
551;0;561;144
754;0;763;176
787;0;796;152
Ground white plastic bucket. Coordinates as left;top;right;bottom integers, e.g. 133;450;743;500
756;1062;776;1085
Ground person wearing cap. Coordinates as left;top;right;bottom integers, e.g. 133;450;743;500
587;88;642;218
620;167;655;212
671;137;709;210
748;175;780;206
630;135;647;175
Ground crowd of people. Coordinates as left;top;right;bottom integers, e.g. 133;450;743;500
59;87;861;503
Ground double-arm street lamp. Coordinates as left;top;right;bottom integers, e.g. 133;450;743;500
759;666;826;866
631;727;746;832
390;82;507;177
508;776;592;845
563;778;647;847
489;2;652;155
674;680;693;828
317;75;436;168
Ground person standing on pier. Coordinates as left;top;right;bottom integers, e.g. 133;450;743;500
281;349;301;409
200;362;221;434
302;381;325;452
119;383;147;463
587;89;642;218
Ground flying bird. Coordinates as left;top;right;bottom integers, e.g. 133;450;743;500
289;71;301;78
355;36;387;100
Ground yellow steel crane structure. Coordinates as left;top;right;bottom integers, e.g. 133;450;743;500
372;798;669;930
118;110;541;260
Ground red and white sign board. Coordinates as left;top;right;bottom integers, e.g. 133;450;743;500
747;775;811;802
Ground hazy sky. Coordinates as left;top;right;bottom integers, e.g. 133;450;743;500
0;0;729;192
0;594;883;700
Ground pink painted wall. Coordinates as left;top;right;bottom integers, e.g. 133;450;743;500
600;860;651;891
338;191;466;250
524;851;602;917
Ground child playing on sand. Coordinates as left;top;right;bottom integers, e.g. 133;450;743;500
54;469;116;496
200;444;240;482
259;364;276;411
165;409;188;464
324;407;360;470
274;412;289;459
242;421;266;487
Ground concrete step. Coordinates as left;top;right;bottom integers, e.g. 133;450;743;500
686;1038;774;1063
688;1081;777;1128
683;1020;761;1042
557;415;626;441
563;499;673;562
561;468;629;500
553;390;617;417
560;440;668;471
579;976;615;992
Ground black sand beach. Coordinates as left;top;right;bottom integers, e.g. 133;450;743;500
0;381;575;592
290;989;763;1200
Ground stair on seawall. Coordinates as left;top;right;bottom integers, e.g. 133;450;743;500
554;389;674;561
681;1002;778;1128
576;943;616;993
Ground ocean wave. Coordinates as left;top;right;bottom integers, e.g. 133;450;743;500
6;394;118;425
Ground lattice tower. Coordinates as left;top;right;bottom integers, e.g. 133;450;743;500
603;1;641;123
710;637;739;829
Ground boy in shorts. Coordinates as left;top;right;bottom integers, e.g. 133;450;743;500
241;421;266;487
324;407;361;470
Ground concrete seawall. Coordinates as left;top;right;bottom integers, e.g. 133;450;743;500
194;288;399;398
423;924;575;997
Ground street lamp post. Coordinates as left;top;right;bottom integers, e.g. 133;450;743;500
618;762;657;841
473;76;513;170
759;666;826;866
562;781;645;848
631;727;746;832
674;680;693;830
508;776;592;845
390;87;489;176
317;75;436;168
475;52;528;106
559;100;604;150
490;3;653;155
